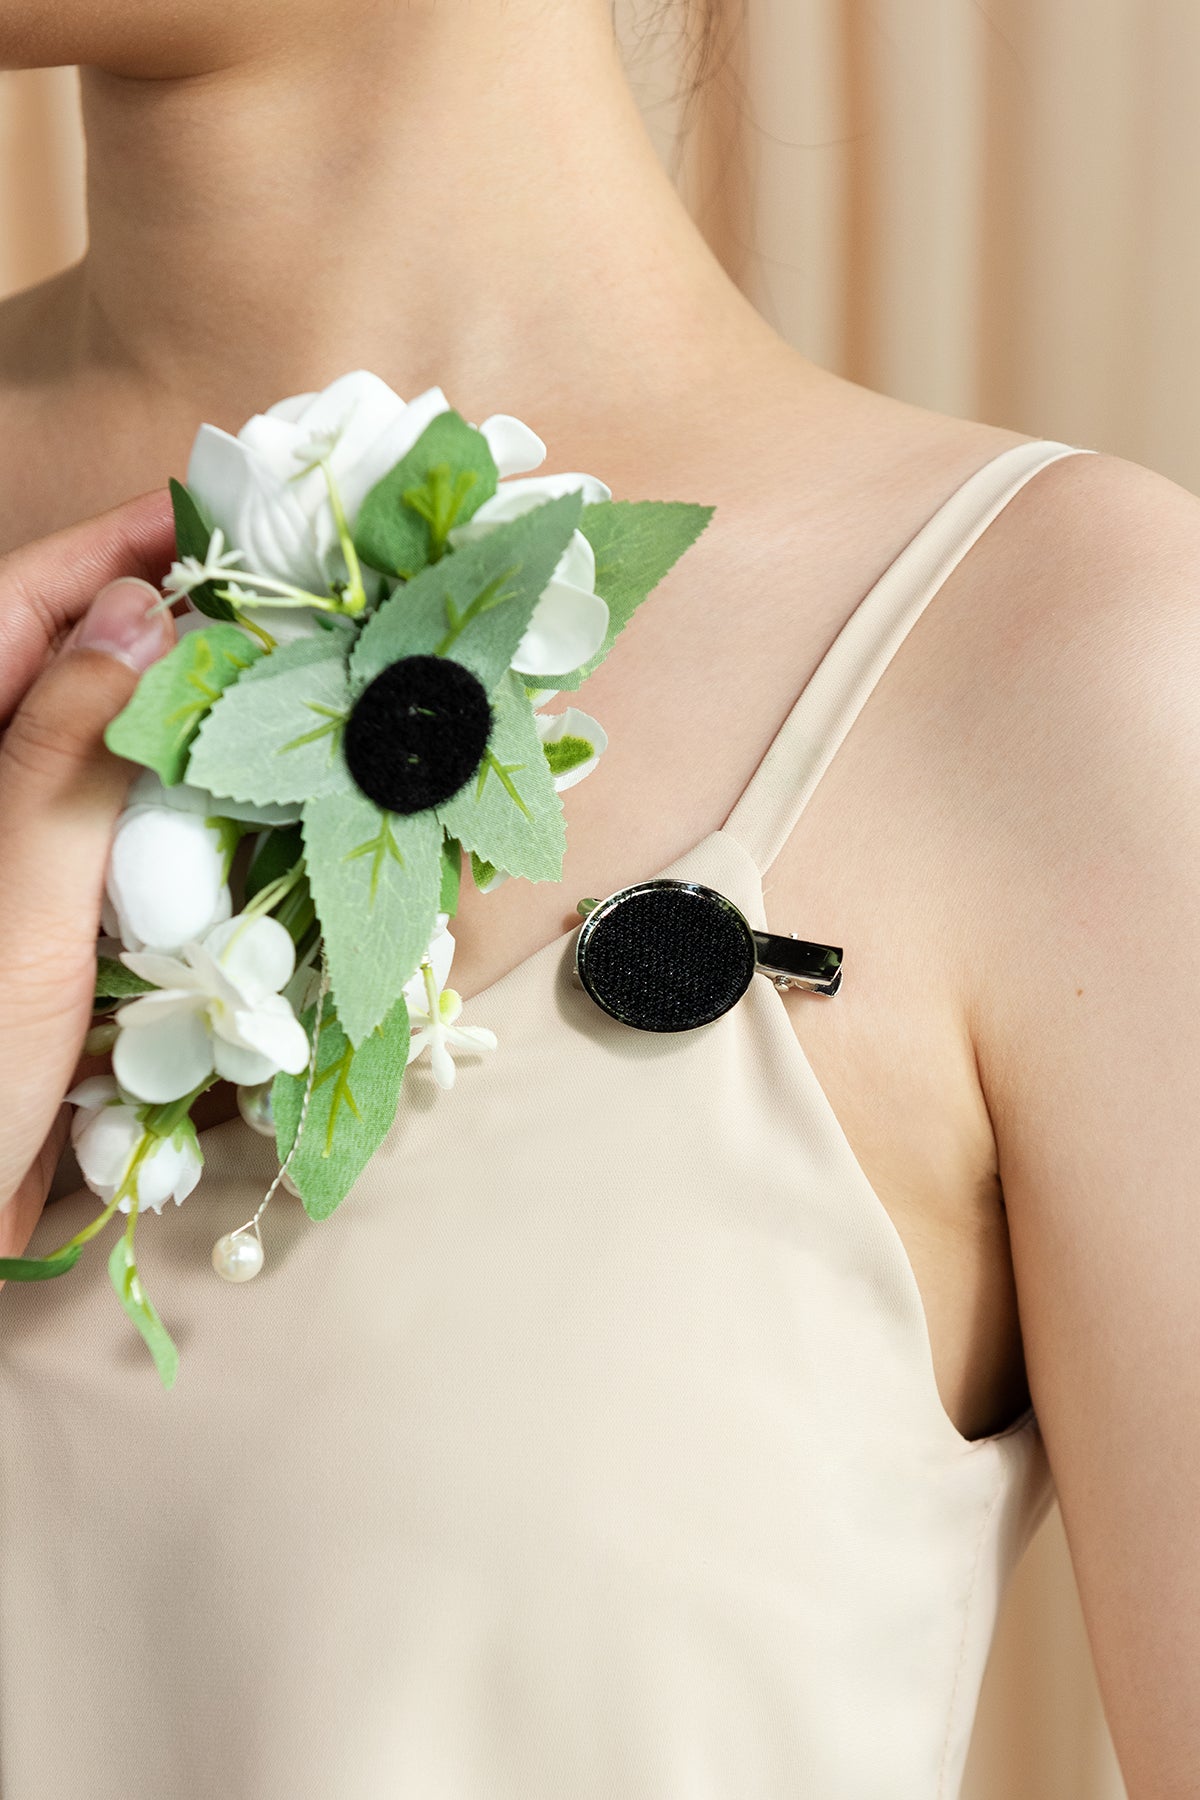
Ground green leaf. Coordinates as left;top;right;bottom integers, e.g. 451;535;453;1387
302;788;443;1046
95;955;156;1001
469;851;500;890
350;490;583;698
436;667;565;882
107;1237;179;1389
0;1245;83;1282
244;823;305;901
354;410;499;580
105;624;263;785
273;995;410;1221
439;835;462;914
168;478;237;621
186;637;351;807
522;499;715;690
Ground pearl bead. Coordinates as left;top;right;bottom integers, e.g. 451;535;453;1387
236;1082;276;1138
280;1170;302;1199
212;1230;264;1283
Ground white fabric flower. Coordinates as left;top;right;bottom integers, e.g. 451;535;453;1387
404;923;496;1089
402;911;456;1009
66;1077;203;1216
186;371;433;597
531;689;608;792
113;915;311;1104
104;804;232;955
160;526;246;606
186;370;540;608
103;776;300;955
449;471;612;676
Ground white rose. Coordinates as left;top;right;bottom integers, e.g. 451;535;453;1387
186;369;546;612
66;1077;203;1216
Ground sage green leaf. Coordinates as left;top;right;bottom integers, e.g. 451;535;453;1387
95;955;157;1001
105;624;263;785
350;491;583;698
186;637;352;807
439;835;462;914
436;668;565;882
107;1237;179;1390
169;478;236;621
272;995;410;1222
522;499;715;690
0;1245;83;1282
354;410;499;580
303;788;442;1046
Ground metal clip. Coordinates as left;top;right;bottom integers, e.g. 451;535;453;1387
572;882;843;1031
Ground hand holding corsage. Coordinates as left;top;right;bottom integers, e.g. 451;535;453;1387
0;372;714;1388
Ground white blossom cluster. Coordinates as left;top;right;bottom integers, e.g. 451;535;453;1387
80;372;615;1217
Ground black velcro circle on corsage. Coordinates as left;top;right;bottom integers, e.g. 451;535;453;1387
344;654;493;814
576;880;758;1031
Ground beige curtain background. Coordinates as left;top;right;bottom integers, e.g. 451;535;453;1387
6;4;1190;1791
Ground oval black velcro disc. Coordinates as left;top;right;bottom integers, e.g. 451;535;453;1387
344;654;493;814
575;880;758;1031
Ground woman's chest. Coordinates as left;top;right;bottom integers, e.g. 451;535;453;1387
437;529;1029;1445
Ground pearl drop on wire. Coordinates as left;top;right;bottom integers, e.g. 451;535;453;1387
212;1230;264;1282
211;965;328;1285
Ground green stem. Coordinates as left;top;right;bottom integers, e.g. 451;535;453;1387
320;459;368;615
43;1131;154;1261
233;609;278;652
214;578;345;613
140;1078;218;1142
241;858;306;926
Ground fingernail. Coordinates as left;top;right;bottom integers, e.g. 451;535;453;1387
73;578;173;673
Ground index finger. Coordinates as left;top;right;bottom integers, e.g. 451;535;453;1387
0;489;176;725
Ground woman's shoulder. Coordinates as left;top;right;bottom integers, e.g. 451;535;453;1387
794;365;1200;731
904;430;1200;1770
848;380;1200;903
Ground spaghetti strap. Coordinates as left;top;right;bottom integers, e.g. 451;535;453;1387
721;438;1092;877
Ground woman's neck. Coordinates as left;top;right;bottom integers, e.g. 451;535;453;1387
58;1;778;442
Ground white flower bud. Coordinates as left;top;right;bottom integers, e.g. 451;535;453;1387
105;805;232;955
66;1078;203;1215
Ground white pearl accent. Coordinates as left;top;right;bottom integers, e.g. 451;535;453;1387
212;1230;264;1282
280;1170;302;1199
236;1081;276;1138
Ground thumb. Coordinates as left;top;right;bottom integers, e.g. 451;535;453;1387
0;578;174;1186
0;574;174;958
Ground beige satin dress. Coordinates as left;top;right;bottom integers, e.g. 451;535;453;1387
0;439;1085;1798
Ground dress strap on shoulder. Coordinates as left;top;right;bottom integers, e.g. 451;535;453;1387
721;439;1092;877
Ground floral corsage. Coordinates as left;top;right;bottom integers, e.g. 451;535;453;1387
0;371;713;1386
